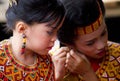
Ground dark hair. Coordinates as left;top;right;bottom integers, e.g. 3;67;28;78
5;0;65;32
58;0;105;45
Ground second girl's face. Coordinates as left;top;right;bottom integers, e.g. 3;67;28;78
74;20;108;59
26;20;63;55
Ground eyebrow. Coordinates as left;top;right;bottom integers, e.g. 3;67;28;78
85;27;106;42
46;23;57;29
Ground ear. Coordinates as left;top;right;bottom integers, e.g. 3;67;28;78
15;21;28;34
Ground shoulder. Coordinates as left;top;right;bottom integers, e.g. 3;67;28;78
0;40;7;55
105;41;120;80
107;41;120;51
0;39;9;62
107;41;120;63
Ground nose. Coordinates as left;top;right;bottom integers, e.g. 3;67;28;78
51;34;57;42
96;40;105;50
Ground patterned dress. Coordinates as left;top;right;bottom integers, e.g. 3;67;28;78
0;39;55;81
54;41;120;81
63;41;120;81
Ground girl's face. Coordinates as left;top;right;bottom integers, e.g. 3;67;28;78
74;20;108;59
26;21;63;55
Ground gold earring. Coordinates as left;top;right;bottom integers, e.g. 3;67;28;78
21;34;26;54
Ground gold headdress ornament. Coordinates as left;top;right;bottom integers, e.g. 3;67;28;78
9;0;17;7
77;2;103;35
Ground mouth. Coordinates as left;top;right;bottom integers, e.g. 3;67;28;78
97;49;106;56
47;46;53;50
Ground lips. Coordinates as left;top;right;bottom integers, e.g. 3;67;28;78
97;50;106;56
47;46;53;50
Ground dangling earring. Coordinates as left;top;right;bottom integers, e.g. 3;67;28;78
21;34;26;54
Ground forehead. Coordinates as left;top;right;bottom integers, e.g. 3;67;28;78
77;21;106;42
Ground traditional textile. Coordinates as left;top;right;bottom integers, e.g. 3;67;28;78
0;39;55;81
51;41;120;81
63;41;120;81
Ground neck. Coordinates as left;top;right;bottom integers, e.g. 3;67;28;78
88;57;103;72
10;36;37;66
88;57;103;63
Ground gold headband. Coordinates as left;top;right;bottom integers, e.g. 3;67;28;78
9;0;17;7
77;1;103;35
77;13;103;35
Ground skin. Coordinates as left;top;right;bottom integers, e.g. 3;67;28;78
10;18;64;66
74;20;108;59
25;22;58;55
52;47;69;80
52;20;108;81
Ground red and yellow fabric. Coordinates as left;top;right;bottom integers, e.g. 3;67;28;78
62;41;120;81
50;41;120;81
0;39;55;81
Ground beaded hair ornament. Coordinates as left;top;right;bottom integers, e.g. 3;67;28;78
77;3;103;35
9;0;17;7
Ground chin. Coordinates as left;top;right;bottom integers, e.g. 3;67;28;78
89;55;104;60
36;51;49;55
96;55;104;59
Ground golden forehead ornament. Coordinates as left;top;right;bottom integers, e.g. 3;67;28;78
77;1;103;35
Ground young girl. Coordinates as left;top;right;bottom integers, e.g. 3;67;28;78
0;0;65;80
51;0;120;81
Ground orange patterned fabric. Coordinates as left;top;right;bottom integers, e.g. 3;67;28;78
62;41;120;81
0;39;55;81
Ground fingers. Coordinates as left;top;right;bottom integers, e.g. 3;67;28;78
52;47;69;60
53;47;69;56
52;47;70;67
65;50;80;72
52;47;91;74
65;49;91;74
70;49;90;64
67;49;83;61
65;52;75;72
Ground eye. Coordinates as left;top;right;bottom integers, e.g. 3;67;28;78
47;30;54;35
86;41;95;46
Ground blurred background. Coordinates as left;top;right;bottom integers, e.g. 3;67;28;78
0;0;120;43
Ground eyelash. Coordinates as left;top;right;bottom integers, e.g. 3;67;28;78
86;30;107;46
86;41;95;46
47;31;54;35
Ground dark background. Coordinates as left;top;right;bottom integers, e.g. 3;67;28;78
106;17;120;43
0;23;12;41
0;17;120;43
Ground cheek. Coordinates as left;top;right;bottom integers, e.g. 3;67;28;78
75;42;95;56
27;31;50;49
78;46;94;54
105;34;108;42
104;30;108;42
38;36;50;45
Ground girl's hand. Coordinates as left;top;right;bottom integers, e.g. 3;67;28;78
51;47;69;81
65;49;99;81
65;49;92;75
